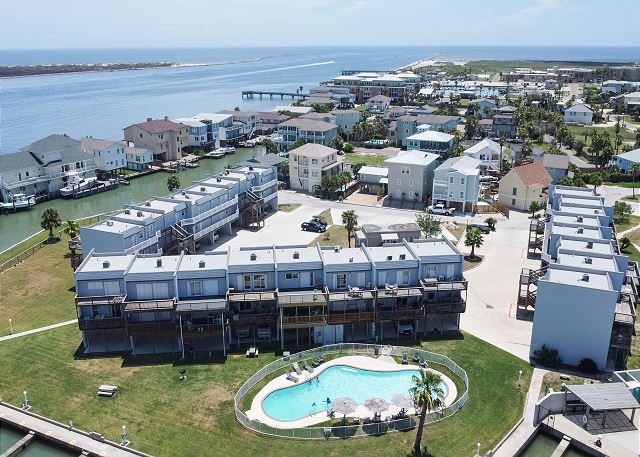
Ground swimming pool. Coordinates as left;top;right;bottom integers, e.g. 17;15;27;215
262;364;446;422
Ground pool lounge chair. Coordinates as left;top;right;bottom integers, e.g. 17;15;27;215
304;359;315;373
286;373;298;383
412;353;420;363
292;362;303;376
402;353;408;364
419;360;429;369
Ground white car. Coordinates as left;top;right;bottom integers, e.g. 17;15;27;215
427;203;455;216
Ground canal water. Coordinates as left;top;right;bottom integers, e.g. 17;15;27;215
0;147;265;252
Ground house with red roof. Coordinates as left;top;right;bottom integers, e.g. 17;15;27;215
123;117;189;162
498;162;553;210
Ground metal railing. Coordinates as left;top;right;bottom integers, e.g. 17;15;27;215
234;343;468;440
252;179;278;193
192;211;239;241
180;196;238;226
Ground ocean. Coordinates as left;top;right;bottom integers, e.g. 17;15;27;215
1;46;639;154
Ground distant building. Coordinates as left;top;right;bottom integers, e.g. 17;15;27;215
277;118;338;152
256;112;290;134
288;144;343;193
192;113;236;144
120;142;154;171
331;109;361;133
394;114;460;146
534;154;569;182
272;105;315;115
564;103;594;126
357;165;388;195
432;156;482;212
81;137;127;172
172;118;209;149
463;138;502;172
385;150;439;203
491;106;518;139
467;98;497;118
366;95;392;113
614;147;640;173
405;131;455;154
498;162;552;210
123;117;188;162
623;92;640;110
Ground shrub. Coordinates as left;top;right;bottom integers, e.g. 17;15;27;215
578;358;598;374
533;345;562;368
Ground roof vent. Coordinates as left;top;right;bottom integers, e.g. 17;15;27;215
250;253;257;261
106;220;114;226
216;177;222;182
182;191;186;195
249;166;254;171
185;194;190;199
145;201;151;207
399;254;406;260
124;209;131;215
386;255;393;261
349;257;354;263
137;211;143;217
581;273;590;282
586;241;593;249
199;260;205;268
334;247;340;253
200;187;206;192
577;216;583;223
293;251;300;259
156;259;163;268
103;261;110;269
585;257;593;264
147;117;152;122
577;228;584;234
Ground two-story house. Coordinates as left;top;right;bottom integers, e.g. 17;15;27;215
120;142;154;171
432;156;482;212
394;114;460;147
81;137;127;173
288;144;343;193
491;106;518;139
498;162;553;210
366;95;392;113
123;118;188;162
385;150;439;203
330;109;361;133
405;131;455;155
564;103;594;125
277;118;338;152
463;138;502;172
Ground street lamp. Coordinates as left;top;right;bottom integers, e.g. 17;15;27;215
9;318;13;335
22;390;30;410
518;370;523;386
476;442;481;456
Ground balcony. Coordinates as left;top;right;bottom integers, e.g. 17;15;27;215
376;306;425;321
327;310;375;324
328;289;376;303
377;285;424;298
252;179;278;193
281;314;327;328
227;290;277;303
231;313;278;325
278;288;328;307
422;278;468;313
78;316;126;331
126;320;177;335
4;165;98;189
180;196;238;226
75;294;127;306
124;231;161;254
192;210;239;241
614;296;636;326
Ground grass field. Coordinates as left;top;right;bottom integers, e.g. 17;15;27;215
0;234;77;336
344;152;389;167
614;215;640;232
606;181;640;189
539;373;590;399
278;203;302;213
444;222;465;242
0;326;531;457
620;243;640;264
311;225;353;248
566;124;636;146
317;208;333;225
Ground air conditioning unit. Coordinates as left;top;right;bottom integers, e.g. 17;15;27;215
145;201;151;206
387;255;393;261
581;273;589;282
103;261;110;269
200;187;206;192
577;228;584;234
137;211;143;217
586;241;593;249
199;261;205;268
250;253;257;261
349;257;354;263
399;254;406;260
585;257;593;264
293;252;300;259
124;209;131;215
157;259;163;268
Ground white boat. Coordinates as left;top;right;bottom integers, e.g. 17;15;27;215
206;149;226;159
216;146;235;155
0;193;36;211
59;172;98;197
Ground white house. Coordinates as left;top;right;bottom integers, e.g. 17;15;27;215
385;150;439;203
463;138;502;172
288;144;343;193
81;137;127;173
366;95;392;113
173;118;209;149
405;131;455;154
120;142;155;171
564;103;593;125
623;92;640;110
432;156;482;212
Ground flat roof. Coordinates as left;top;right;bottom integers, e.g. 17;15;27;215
193;112;233;123
139;199;184;213
556;253;618;272
545;269;611;290
406;130;455;142
88;219;140;235
558;238;615;255
551;224;604;239
409;240;460;258
178;253;227;272
560;196;605;207
228;248;274;267
77;254;132;273
113;209;161;223
321;247;369;266
274;246;322;264
200;177;237;188
235;165;271;175
127;256;180;275
552;186;596;198
368;245;415;263
557;204;607;217
566;383;640;411
166;192;209;205
184;184;226;198
552;214;601;227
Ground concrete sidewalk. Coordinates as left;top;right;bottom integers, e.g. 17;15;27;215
0;319;77;343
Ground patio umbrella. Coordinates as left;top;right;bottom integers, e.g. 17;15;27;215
364;397;390;415
391;393;415;410
330;397;358;416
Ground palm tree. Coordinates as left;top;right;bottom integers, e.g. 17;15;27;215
341;210;358;248
590;173;603;193
529;200;541;218
410;370;444;457
41;208;62;240
631;164;640;199
484;217;497;231
64;219;81;239
465;227;484;260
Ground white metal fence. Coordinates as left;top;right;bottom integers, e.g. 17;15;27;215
234;343;469;440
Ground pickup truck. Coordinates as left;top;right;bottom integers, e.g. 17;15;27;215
427;204;455;216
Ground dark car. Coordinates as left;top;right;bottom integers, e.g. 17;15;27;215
469;224;491;234
301;221;326;233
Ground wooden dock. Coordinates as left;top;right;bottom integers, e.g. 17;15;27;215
242;90;309;100
66;181;119;199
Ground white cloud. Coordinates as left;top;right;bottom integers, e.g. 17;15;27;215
503;0;560;23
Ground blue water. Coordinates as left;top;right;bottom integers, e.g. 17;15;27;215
1;46;639;153
262;365;443;422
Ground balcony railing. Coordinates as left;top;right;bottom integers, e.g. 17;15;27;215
180;321;225;335
278;288;328;307
327;311;375;324
4;164;98;189
192;210;239;241
252;179;278;193
75;294;127;306
227;290;277;303
124;231;161;254
231;313;278;325
126;320;177;334
376;307;425;321
180;197;238;226
78;316;126;330
281;314;327;327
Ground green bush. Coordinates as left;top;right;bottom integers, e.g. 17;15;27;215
578;358;598;374
533;345;562;369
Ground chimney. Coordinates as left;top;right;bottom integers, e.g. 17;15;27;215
156;259;163;268
147;117;152;122
199;260;205;268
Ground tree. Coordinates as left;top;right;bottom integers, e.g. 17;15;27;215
484;217;497;231
64;219;81;239
620;236;631;251
614;201;632;224
589;173;603;193
529;200;541;217
342;142;355;154
464;115;480;139
341;210;358;248
631;164;640;199
556;176;573;186
288;139;306;152
41;208;62;239
465;227;484;260
350;162;366;176
233;106;240;111
167;175;180;192
410;370;444;457
262;138;278;154
329;135;344;151
415;212;442;238
635;129;640;149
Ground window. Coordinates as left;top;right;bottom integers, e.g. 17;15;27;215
244;275;251;289
312;171;318;177
424;265;437;278
401;270;410;285
188;281;203;297
285;272;299;280
311;159;318;165
459;191;464;199
408;191;414;198
253;274;266;289
460;177;465;185
336;273;347;289
449;176;454;184
512;198;516;206
401;166;410;174
512;187;517;196
397;179;401;185
448;191;453;198
408;180;413;187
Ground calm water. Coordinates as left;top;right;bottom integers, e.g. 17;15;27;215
518;433;560;457
0;147;264;251
0;425;24;453
262;365;436;421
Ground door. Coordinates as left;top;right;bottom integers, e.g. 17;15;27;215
203;280;219;297
104;281;121;295
446;264;455;280
135;283;153;300
152;282;169;299
300;272;313;287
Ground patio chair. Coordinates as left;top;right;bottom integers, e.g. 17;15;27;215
412;353;420;363
304;359;314;373
419;360;429;369
292;362;303;375
402;353;408;364
286;373;298;383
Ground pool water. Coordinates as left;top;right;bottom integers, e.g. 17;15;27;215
262;365;446;422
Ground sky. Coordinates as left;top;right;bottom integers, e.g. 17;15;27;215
0;0;638;49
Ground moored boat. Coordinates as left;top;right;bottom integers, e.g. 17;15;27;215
0;193;36;211
59;172;98;197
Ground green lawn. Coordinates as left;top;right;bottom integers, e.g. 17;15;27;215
628;320;640;370
615;215;640;232
0;327;531;457
620;243;640;264
566;124;636;146
317;209;333;225
310;225;353;248
622;195;640;201
0;234;77;336
445;223;466;242
278;203;302;213
539;373;591;400
344;152;389;167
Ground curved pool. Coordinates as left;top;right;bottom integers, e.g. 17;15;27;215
262;365;446;422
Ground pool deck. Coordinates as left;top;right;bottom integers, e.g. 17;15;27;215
246;355;458;428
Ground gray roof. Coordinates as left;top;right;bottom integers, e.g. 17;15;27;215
0;134;92;172
566;383;640;412
278;118;337;132
240;154;286;167
397;114;460;126
289;143;338;158
542;154;570;169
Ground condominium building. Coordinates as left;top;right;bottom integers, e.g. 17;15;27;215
522;186;637;371
288;144;344;193
0;134;97;202
80;164;278;255
277;118;338;152
123;118;189;162
73;238;467;354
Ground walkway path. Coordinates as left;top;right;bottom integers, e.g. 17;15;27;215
0;319;77;343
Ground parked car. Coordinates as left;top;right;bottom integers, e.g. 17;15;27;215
469;224;491;234
301;221;326;233
257;325;271;339
397;321;414;336
427;203;455;216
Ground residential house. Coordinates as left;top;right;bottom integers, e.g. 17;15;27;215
272;105;315;115
463;138;502;172
479;119;493;136
331;109;361;133
432;156;482;212
564;103;594;126
288;144;343;193
277;118;338;152
217;110;258;139
498;162;552;210
614;147;640;173
80;137;127;173
366;95;392;113
0;134;97;202
405;131;455;154
120;142;155;171
491;106;518;139
533;153;569;182
385;150;439;203
300;112;336;124
623;92;640;109
394;114;460;146
355;223;421;247
600;80;640;94
467;98;497;118
123;117;188;162
173;118;209;150
357;166;388;195
192;113;235;144
256;112;290;134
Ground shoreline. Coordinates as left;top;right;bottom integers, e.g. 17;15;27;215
0;55;277;78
